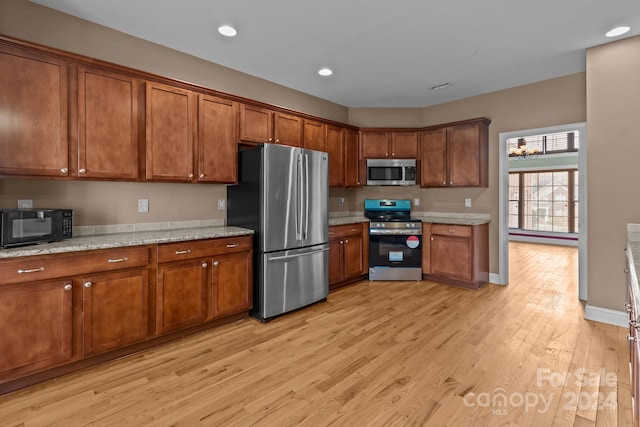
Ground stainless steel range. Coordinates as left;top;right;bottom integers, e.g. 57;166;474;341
364;199;422;281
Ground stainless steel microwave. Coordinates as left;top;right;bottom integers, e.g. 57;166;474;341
0;209;73;248
366;158;417;186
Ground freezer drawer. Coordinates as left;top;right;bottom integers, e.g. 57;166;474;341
254;243;329;321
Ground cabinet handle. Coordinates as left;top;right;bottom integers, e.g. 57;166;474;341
350;229;357;232
60;168;68;174
84;281;92;288
199;174;205;179
202;262;208;268
226;244;239;248
329;231;334;235
175;250;191;255
17;267;45;274
447;229;456;233
628;334;638;342
213;261;219;266
79;168;86;174
107;257;129;263
64;284;72;291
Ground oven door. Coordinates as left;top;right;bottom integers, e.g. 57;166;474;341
368;232;422;280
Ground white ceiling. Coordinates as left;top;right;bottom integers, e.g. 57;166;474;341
31;0;640;108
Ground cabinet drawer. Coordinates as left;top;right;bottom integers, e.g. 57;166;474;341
329;224;363;239
431;224;472;238
158;236;252;263
0;246;150;286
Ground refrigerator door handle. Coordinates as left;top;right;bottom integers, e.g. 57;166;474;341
295;152;302;240
267;247;329;261
304;153;310;240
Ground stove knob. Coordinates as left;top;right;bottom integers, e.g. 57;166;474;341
381;223;386;228
406;224;410;228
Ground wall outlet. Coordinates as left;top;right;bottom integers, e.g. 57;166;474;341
138;199;149;213
338;197;344;206
17;199;33;209
413;198;420;207
218;199;226;210
465;198;472;208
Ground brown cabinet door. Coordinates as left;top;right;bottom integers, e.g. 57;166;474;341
430;235;472;282
344;129;360;187
0;280;73;378
240;104;273;143
0;46;68;177
303;119;326;152
420;128;447;187
326;126;344;187
343;234;363;279
145;82;195;181
82;269;150;356
361;131;389;158
328;237;343;285
198;94;238;183
212;252;252;317
78;66;139;179
447;123;482;187
156;259;209;335
274;113;303;147
390;132;418;158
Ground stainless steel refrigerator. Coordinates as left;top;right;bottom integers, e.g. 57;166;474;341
227;144;329;321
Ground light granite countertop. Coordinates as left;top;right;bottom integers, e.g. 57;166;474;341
328;216;369;226
627;224;640;321
0;226;254;259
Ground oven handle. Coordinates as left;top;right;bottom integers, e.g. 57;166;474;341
369;231;423;236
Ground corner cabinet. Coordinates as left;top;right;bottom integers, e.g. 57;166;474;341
420;118;490;188
422;222;489;290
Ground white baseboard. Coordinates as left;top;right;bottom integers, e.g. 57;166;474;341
584;304;627;327
489;273;504;285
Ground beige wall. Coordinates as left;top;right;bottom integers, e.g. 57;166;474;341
586;36;640;311
349;73;587;275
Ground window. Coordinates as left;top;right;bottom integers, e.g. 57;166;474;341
509;169;579;233
507;130;579;157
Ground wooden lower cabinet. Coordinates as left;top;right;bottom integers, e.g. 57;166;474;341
329;223;367;289
156;236;253;334
0;279;73;379
422;222;489;289
626;248;640;425
82;269;150;356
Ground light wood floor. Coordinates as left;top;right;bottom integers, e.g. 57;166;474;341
0;242;632;426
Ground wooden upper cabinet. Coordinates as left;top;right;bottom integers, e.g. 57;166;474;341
360;131;389;158
0;45;69;177
145;82;196;182
420;128;447;187
390;131;419;158
344;129;360;187
274;112;302;147
420;118;489;188
77;66;139;180
303;119;326;152
240;104;273;143
326;125;344;187
198;95;238;183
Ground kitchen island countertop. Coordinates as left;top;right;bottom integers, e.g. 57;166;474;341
0;225;254;259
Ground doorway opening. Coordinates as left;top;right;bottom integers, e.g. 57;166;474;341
498;123;587;300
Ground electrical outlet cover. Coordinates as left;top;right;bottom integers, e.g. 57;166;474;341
17;199;33;209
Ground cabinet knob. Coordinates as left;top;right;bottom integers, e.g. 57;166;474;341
84;281;92;288
64;284;72;291
213;261;219;266
79;168;86;175
340;240;343;244
275;139;280;143
199;174;205;179
450;181;453;185
268;138;273;142
626;302;633;313
391;153;395;157
202;262;208;268
188;173;194;179
345;239;349;243
628;334;637;342
60;168;68;174
442;181;446;185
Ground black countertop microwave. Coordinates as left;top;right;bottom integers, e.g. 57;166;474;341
366;158;417;186
0;209;73;248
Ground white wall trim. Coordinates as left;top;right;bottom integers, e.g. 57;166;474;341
489;273;503;285
584;305;628;328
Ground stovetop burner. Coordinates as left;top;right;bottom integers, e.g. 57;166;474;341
364;199;418;222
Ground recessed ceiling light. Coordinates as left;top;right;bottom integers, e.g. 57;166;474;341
318;68;333;77
218;25;237;37
606;26;630;37
431;82;452;90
